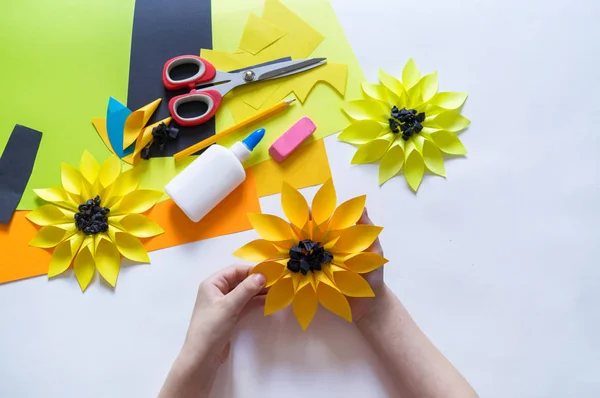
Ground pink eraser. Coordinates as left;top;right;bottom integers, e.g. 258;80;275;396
269;117;316;163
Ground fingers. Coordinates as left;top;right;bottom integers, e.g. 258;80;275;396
208;265;253;294
358;208;384;256
226;273;266;310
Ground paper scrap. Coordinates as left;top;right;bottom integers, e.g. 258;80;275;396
234;179;387;330
0;125;42;224
106;97;134;158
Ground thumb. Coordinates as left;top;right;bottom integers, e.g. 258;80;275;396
226;273;266;311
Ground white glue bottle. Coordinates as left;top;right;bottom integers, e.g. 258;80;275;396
165;128;265;222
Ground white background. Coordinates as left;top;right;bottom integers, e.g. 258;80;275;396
1;0;600;397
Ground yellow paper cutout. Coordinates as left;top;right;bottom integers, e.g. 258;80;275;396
234;179;386;330
239;13;287;55
123;98;161;150
338;58;470;191
26;151;164;291
207;0;364;167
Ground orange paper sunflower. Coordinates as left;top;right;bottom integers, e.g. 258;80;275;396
234;179;387;330
26;151;164;291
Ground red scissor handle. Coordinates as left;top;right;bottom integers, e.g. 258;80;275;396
168;89;223;127
162;55;217;91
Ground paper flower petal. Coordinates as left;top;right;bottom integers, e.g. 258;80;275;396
328;195;366;231
378;142;405;185
404;147;425;191
264;277;294;315
334;225;383;253
113;231;150;263
342;252;388;274
95;238;120;287
333;270;375;297
48;235;83;278
281;182;309;228
103;167;141;207
74;244;95;291
112;190;163;215
311;178;336;225
338;120;383;145
234;239;281;262
247;213;295;242
29;225;71;248
123;98;161;149
429;111;471;133
113;213;164;238
33;187;72;205
61;163;83;196
429;92;468;110
98;155;122;188
419;72;438;103
430;131;468;155
378;69;405;104
80;150;100;185
402;58;421;90
341;99;386;121
26;205;73;226
293;284;318;330
351;133;394;164
423;139;446;177
317;283;352;322
361;82;388;102
250;261;286;287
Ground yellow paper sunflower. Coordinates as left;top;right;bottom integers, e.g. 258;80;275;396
339;58;470;191
26;151;164;291
234;179;387;330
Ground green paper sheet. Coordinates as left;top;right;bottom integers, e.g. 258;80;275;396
0;0;134;210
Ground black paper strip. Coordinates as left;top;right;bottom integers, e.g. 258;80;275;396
0;125;42;224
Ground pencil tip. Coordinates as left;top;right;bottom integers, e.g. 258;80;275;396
285;98;296;105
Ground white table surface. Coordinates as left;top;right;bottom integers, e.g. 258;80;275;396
2;0;600;396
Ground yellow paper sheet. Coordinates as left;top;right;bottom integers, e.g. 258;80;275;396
207;0;364;167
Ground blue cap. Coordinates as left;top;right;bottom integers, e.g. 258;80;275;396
242;128;266;151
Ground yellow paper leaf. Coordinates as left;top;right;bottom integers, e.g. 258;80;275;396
47;235;83;278
402;58;421;90
98;155;122;188
281;182;309;228
123;98;161;149
239;13;287;55
334;225;383;253
80;151;100;184
293;284;318;330
361;82;388;102
342;252;388;274
29;225;71;248
328;195;366;231
430;111;471;132
250;261;286;287
61;163;83;196
234;239;281;262
74;244;95;291
113;214;164;238
33;187;71;205
333;270;375;297
404;146;425;191
264;277;294;315
423;139;446;177
419;72;438;103
317;282;352;322
351;133;393;164
247;213;295;242
113;232;150;263
429;92;468;110
341;99;386;121
378;142;405;185
311;179;336;225
95;238;121;287
430;131;468;155
112;190;162;215
338;120;383;145
26;205;73;226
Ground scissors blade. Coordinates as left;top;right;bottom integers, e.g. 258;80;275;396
253;58;327;82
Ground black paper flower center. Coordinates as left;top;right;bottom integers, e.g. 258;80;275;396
74;195;110;235
389;106;426;141
287;239;333;275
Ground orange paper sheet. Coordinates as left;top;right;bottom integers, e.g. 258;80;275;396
0;170;260;284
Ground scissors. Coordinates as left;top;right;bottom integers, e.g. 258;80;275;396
162;56;327;126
